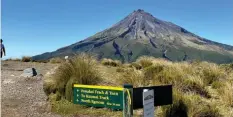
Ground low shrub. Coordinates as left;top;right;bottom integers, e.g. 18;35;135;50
152;66;184;85
181;78;210;98
117;68;146;87
202;69;222;85
192;105;222;117
220;63;233;70
43;78;57;96
218;82;233;107
42;55;232;116
162;90;221;117
21;56;32;62
5;58;21;61
136;56;154;68
101;58;121;67
198;62;225;85
129;62;142;70
49;57;64;64
144;64;164;80
211;81;224;89
116;67;125;73
44;53;102;101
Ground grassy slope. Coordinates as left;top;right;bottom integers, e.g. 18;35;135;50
44;55;233;117
32;36;233;64
89;38;233;64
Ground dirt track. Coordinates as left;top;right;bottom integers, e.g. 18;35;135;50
1;61;62;117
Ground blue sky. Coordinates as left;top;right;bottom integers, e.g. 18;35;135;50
2;0;233;59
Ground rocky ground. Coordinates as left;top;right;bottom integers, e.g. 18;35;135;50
1;61;62;117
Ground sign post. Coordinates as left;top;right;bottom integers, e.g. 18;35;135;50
73;84;171;117
133;85;172;109
123;84;133;117
73;84;124;110
143;89;154;117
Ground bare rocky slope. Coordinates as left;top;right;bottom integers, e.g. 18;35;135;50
32;9;233;64
1;61;63;117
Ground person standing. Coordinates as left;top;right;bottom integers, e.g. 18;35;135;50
1;39;6;58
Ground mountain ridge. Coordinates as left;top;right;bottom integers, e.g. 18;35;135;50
32;9;233;63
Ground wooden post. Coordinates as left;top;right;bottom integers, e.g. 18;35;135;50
123;84;133;117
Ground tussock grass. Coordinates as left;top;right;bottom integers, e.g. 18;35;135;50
44;56;233;116
211;81;224;89
152;65;184;85
162;90;189;117
21;56;32;62
129;62;142;70
43;78;57;96
44;53;102;101
218;82;233;107
49;57;64;64
136;56;154;68
116;67;125;73
192;104;222;117
180;77;210;98
144;64;164;80
191;62;226;85
162;90;221;117
220;63;233;71
101;58;122;67
117;68;146;87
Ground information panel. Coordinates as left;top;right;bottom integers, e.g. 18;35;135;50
73;84;124;110
143;90;154;117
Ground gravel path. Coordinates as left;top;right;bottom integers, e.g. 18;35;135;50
1;61;62;117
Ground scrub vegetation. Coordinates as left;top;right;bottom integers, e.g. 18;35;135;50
44;54;233;117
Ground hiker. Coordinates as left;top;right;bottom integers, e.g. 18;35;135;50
1;39;6;58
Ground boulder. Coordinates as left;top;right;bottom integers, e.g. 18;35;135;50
20;68;37;77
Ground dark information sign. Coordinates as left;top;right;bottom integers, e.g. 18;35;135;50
73;84;124;110
133;85;172;109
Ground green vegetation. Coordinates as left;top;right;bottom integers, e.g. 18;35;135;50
117;68;146;87
35;60;49;63
129;62;142;70
5;58;21;61
101;58;122;67
211;81;224;89
49;96;122;116
49;57;65;64
21;56;32;62
217;82;233;107
44;55;233;117
44;53;102;101
136;56;154;68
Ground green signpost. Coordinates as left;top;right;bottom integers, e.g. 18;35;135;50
73;84;172;117
73;84;124;110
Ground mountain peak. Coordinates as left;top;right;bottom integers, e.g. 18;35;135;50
33;10;233;64
134;9;145;13
110;9;176;40
131;9;152;17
